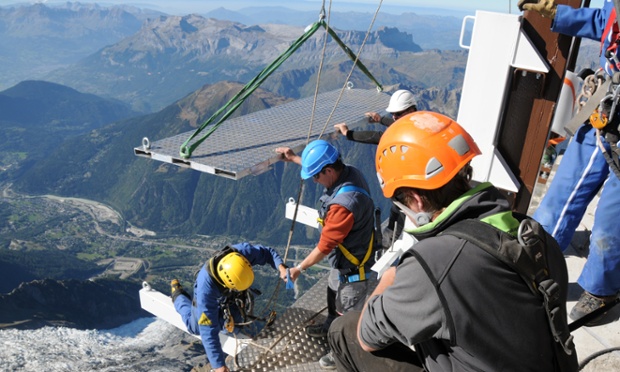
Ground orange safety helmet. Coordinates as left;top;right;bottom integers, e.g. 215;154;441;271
376;111;480;197
217;252;254;291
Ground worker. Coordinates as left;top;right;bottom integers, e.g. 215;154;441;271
276;139;378;369
327;112;578;371
519;0;620;324
171;243;288;372
334;88;418;144
333;89;418;247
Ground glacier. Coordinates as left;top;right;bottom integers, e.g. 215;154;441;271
0;318;202;372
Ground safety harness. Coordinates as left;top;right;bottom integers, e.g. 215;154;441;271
206;246;276;333
581;5;620;180
442;217;578;372
317;185;374;283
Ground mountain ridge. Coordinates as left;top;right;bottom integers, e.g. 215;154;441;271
45;13;428;111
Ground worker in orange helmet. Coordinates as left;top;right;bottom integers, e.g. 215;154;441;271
327;112;578;372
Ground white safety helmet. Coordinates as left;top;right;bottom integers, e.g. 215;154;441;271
385;89;417;113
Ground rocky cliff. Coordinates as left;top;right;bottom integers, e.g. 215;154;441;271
0;278;148;330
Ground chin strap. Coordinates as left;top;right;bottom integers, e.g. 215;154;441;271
392;200;433;227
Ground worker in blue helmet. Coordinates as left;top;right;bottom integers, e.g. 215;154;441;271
276;139;378;369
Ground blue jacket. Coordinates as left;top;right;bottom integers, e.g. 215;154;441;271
194;242;283;369
554;0;615;74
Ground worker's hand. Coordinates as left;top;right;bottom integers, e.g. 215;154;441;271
275;147;301;164
518;0;557;19
278;264;288;280
365;111;381;123
288;266;302;282
334;123;349;136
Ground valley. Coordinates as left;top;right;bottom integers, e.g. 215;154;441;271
0;180;322;298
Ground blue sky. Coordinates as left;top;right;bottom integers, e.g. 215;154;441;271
0;0;607;17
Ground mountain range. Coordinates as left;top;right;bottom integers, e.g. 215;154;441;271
0;2;164;90
44;13;452;112
203;6;466;50
0;80;139;181
0;277;146;330
1;2;467;112
0;1;464;311
0;3;466;244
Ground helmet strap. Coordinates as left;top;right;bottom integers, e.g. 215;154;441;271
208;257;228;288
393;200;433;227
208;246;238;289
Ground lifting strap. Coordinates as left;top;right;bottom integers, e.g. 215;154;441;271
317;185;374;280
178;20;383;159
442;218;578;372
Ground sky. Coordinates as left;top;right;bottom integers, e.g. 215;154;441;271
0;0;608;17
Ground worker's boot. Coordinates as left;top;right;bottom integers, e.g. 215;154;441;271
569;291;618;326
170;279;191;303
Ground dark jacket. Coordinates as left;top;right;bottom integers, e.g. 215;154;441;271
359;183;573;371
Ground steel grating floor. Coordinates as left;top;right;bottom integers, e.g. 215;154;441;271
134;88;390;180
231;275;330;371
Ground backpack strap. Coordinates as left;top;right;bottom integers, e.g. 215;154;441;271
442;218;577;370
442;218;547;295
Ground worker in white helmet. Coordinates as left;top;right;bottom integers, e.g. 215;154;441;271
334;89;418;247
334;89;418;144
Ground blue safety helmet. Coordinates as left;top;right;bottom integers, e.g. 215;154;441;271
300;140;340;180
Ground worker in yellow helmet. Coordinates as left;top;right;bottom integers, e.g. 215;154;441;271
171;243;287;372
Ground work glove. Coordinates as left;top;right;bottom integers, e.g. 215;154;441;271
518;0;557;19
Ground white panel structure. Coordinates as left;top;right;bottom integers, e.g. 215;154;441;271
457;11;549;192
371;231;416;278
139;282;250;356
285;198;417;277
285;197;320;229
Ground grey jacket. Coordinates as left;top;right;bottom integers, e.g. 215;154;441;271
359;183;571;372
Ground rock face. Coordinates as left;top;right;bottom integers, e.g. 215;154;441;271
0;278;148;330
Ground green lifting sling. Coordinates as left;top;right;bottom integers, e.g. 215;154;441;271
178;20;383;159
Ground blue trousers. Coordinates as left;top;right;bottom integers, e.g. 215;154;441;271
533;124;620;296
174;294;201;335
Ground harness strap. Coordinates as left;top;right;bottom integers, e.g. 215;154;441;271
600;7;617;57
316;184;374;280
337;232;373;280
335;185;371;198
317;215;374;280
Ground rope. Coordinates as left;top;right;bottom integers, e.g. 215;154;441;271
263;0;384;320
578;347;620;370
316;0;384;138
252;0;334;324
232;3;386;366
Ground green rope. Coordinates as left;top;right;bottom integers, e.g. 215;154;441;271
179;21;324;158
323;24;383;90
179;20;383;159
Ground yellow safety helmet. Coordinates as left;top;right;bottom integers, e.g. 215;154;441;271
217;252;254;291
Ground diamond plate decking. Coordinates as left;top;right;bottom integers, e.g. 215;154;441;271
231;275;331;371
134;88;390;179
